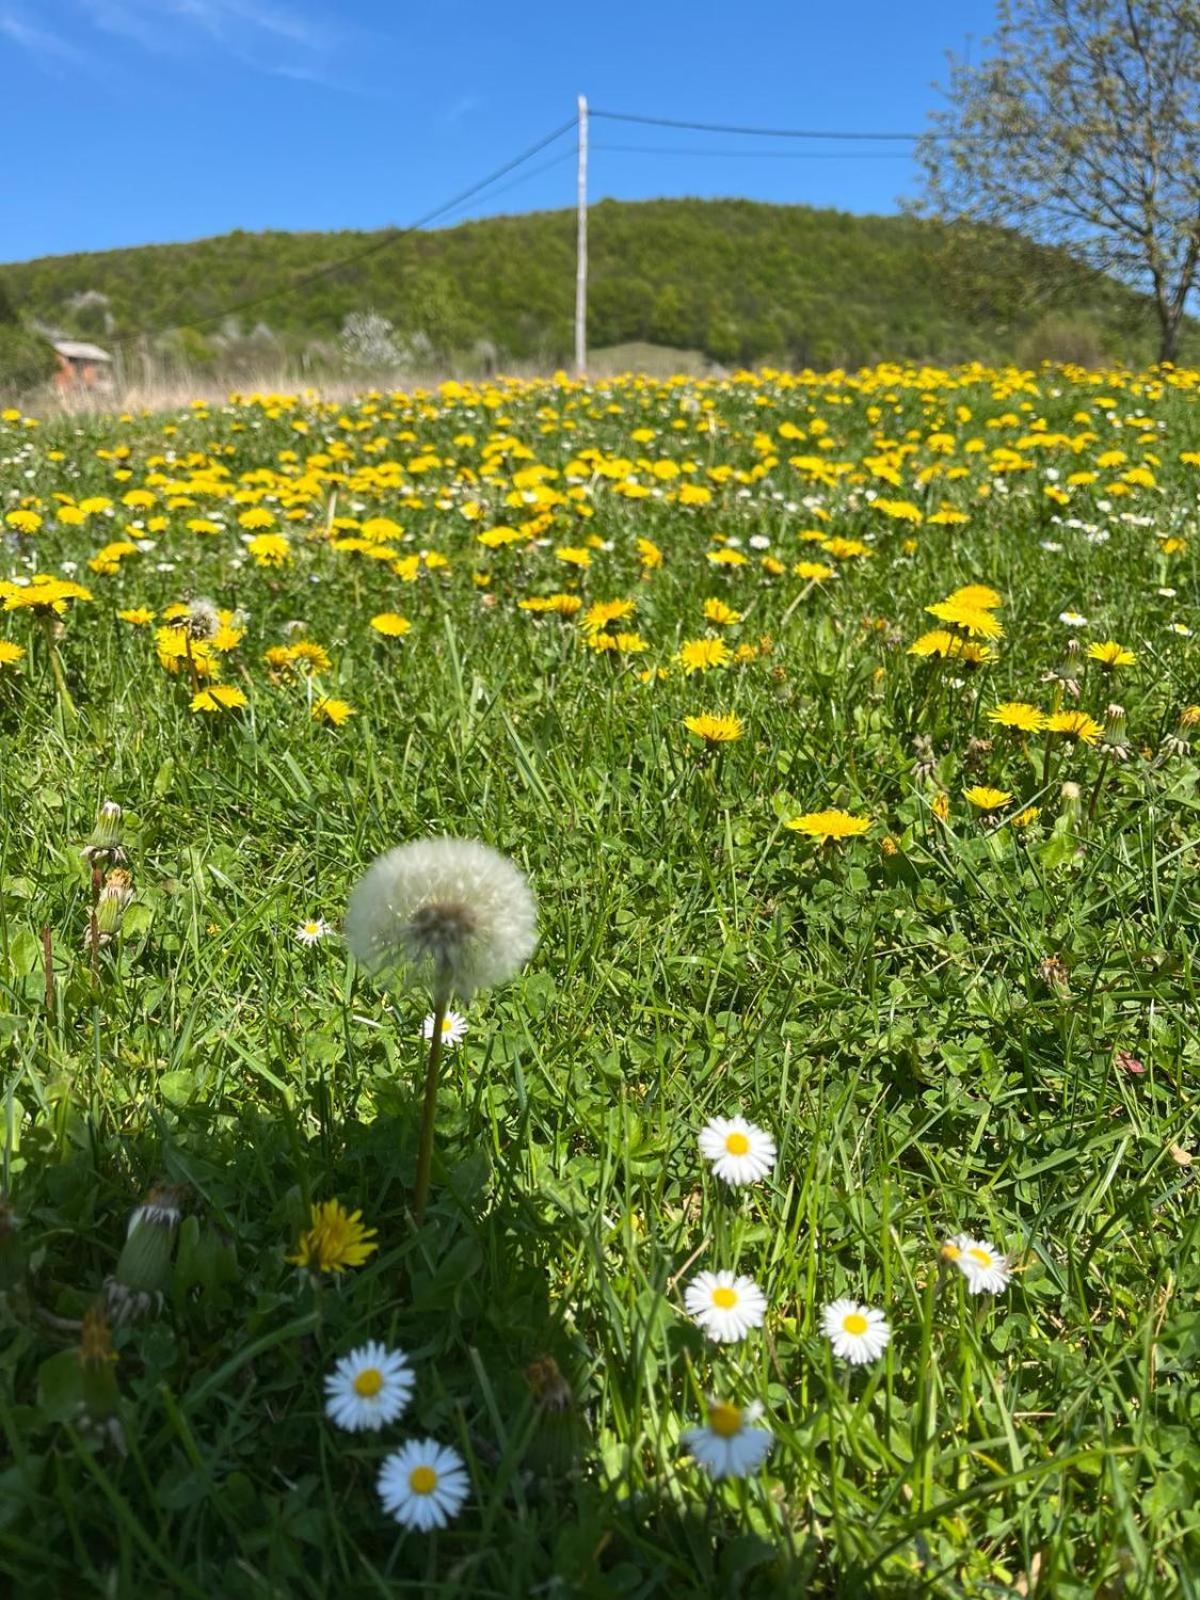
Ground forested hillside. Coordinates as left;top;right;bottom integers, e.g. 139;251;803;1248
1;197;1179;373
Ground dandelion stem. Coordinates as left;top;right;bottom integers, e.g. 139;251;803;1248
1087;753;1110;823
413;989;448;1226
40;617;78;723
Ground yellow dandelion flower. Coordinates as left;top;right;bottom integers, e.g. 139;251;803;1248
706;547;748;566
702;599;742;626
117;608;157;626
785;809;870;841
963;785;1013;810
1045;710;1103;744
683;713;743;743
947;583;1002;611
677;638;732;673
555;546;591;568
0;639;26;667
793;561;834;583
287;1199;377;1274
988;701;1046;732
312;697;355;727
583;598;636;635
1087;640;1136;668
926;599;1004;639
190;685;248;713
238;507;275;530
371;612;412;638
637;536;663;570
246;533;291;566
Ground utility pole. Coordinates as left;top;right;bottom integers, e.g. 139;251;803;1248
574;94;588;377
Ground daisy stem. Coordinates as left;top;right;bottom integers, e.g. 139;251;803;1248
413;989;448;1226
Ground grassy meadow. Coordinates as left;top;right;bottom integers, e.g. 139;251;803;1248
1;363;1198;1597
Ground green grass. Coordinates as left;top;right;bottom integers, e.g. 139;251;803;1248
0;365;1199;1598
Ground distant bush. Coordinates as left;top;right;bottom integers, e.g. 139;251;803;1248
0;324;55;395
1016;314;1109;370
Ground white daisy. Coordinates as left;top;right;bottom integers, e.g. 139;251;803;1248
377;1438;469;1530
820;1299;891;1365
1168;622;1193;637
422;1010;467;1047
942;1234;1013;1295
324;1341;414;1432
697;1116;776;1187
1058;610;1088;627
681;1399;773;1479
295;917;331;947
684;1270;768;1342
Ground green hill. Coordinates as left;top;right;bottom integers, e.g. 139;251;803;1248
0;198;1180;374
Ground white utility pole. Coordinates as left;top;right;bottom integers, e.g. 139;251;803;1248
574;94;588;377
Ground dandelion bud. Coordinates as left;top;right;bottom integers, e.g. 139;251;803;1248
91;868;134;947
1102;704;1131;762
82;800;126;865
105;1184;183;1324
346;837;538;1003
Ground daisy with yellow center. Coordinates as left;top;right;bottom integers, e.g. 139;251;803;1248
295;917;331;946
422;1010;467;1047
683;713;744;744
697;1116;776;1186
941;1233;1013;1295
1087;640;1137;669
287;1198;378;1274
785;809;870;842
681;1399;773;1479
324;1341;414;1432
962;785;1013;810
988;701;1046;732
821;1299;891;1365
683;1270;768;1342
377;1440;469;1530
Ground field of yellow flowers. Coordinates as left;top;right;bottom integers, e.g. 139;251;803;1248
1;363;1198;1597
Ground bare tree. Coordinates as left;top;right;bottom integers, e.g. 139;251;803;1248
918;0;1200;363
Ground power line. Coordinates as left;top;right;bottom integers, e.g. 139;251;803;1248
113;116;577;347
591;108;936;141
593;142;914;160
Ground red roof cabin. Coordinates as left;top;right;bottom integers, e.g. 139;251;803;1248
52;338;114;392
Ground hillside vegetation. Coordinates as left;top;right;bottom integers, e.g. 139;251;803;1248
1;197;1185;375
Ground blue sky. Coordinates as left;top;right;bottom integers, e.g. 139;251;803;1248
1;0;997;263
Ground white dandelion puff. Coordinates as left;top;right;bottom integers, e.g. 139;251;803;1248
345;837;537;1002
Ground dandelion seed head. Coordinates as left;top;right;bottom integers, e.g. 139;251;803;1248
345;836;537;1001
